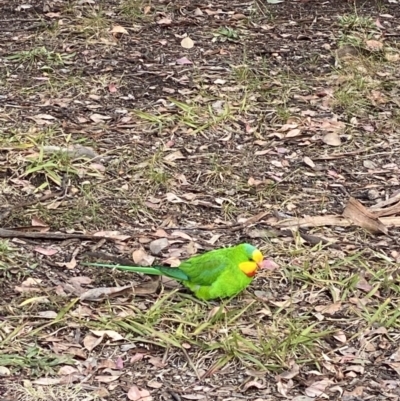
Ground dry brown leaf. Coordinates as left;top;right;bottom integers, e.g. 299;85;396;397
149;238;169;255
34;246;58;256
386;52;400;62
157;17;172;25
91;330;124;341
64;255;77;269
79;285;132;301
343;386;364;398
38;311;57;319
305;378;333;397
58;366;78;376
0;367;11;376
147;380;162;389
170;230;192;240
273;215;351;228
164;150;185;162
32;378;62;385
181;37;194;49
83;334;103;351
279;123;298;131
243;380;266;391
133;277;160;295
333;330;347;343
355;276;373;292
370;198;400;217
315;302;341;315
147;355;166;368
303;156;315;168
286;128;301;137
365;39;383;51
21;278;43;287
96;375;121;383
89;113;111;123
322;132;341;146
93;231;130;241
278;363;300;380
342;197;388;234
110;25;129;35
276;379;293;397
32;217;48;227
132;248;154;265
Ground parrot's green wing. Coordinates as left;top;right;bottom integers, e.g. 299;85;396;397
177;254;233;286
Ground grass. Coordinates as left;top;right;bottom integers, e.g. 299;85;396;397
120;0;153;20
6;46;74;69
9;382;97;401
6;248;398;376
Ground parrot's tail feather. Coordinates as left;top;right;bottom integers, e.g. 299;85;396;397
84;263;189;281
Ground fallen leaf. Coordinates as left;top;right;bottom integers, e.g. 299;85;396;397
83;334;104;351
147;380;163;389
259;259;279;271
108;83;118;93
147;355;166;368
303;156;315;168
58;366;78;375
33;378;62;385
132;248;155;265
90;113;112;123
131;353;145;363
322;132;341;146
21;278;42;287
38;311;58;319
164;150;185;162
342;197;388;234
181;37;194;49
128;385;153;401
34;247;58;256
333;331;347;343
286;128;301;137
79;285;132;301
157;17;172;25
176;57;193;65
365;39;383;51
91;330;124;341
110;25;129;35
0;367;11;376
278;363;300;380
149;238;169;255
356;276;373;292
315;302;341;315
96;375;121;383
305;378;333;397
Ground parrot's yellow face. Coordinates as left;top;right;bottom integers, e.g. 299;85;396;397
239;248;264;277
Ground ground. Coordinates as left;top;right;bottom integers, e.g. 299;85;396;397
1;0;400;400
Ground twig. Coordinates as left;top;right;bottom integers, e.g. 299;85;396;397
0;228;122;242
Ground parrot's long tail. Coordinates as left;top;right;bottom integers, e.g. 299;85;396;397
85;263;189;281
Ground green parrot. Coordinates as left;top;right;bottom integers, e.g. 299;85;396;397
86;243;264;300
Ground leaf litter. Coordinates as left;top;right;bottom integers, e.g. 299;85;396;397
2;1;400;400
